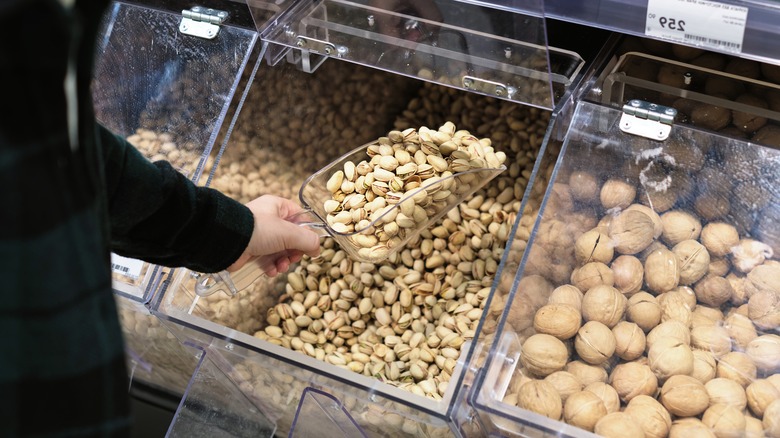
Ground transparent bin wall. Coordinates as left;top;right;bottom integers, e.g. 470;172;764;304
473;99;780;437
116;293;199;396
153;54;554;436
258;0;584;109
592;35;780;149
167;345;276;437
92;2;257;300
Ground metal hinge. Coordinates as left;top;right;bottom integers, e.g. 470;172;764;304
619;99;677;141
462;76;513;99
179;6;228;40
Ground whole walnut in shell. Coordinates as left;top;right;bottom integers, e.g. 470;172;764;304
595;412;646;438
517;380;563;420
748;289;780;330
658;291;693;327
626;204;663;238
565;360;608;387
705;378;747;410
700;222;739;257
611;255;644;296
627;292;662;332
694;275;733;307
690;304;724;328
746;379;780;418
691;349;718;383
660;374;710;417
624;395;672;438
717;351;756;388
520;334;569;377
571;262;614;292
610;361;658;403
574;229;614;265
533;304;582;340
745;262;780;296
600;179;636;211
575;321;616;365
648;337;694;381
585;382;620;414
691;325;732;358
644;247;680;294
646;320;691;351
746;334;780;373
544;371;583;403
661;210;702;246
609;209;656;254
724;312;757;351
612;321;646;361
673;239;710;285
548;284;584;311
563;390;608;432
702;404;746;438
763;399;780;437
669;418;716;438
568;171;600;202
581;285;627;328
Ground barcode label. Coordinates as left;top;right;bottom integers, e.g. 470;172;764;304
683;34;741;49
110;253;144;280
646;0;747;54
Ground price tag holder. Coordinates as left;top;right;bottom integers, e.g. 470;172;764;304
111;253;144;280
645;0;748;53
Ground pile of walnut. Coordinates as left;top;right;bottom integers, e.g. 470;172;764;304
323;122;507;261
504;157;780;437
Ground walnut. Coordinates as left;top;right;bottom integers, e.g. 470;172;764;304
610;361;658;403
575;321;616;365
690;304;724;328
708;257;731;277
624;395;672;438
748;290;780;330
646;320;691;351
700;222;739;257
746;335;780;373
543;371;583;403
694;275;733;307
516;380;563;420
574;229;614;265
660;374;710;417
626;203;663;238
691;325;732;358
626;292;662;332
705;378;747;410
660;210;702;246
673;239;711;285
702;404;746;438
717;352;756;388
565;360;608;387
658;291;693;327
563;390;608;432
581;285;627;328
745;263;780;297
612;321;646;361
520;334;569;377
600;179;636;211
595;412;646;438
691;349;718;384
745;416;765;438
726;272;750;305
724;312;757;351
669;418;716;438
548;285;584;311
533;304;582;340
571;262;614;292
746;379;780;418
611;255;644;296
585;382;620;413
648;337;694;382
644;247;680;294
568;171;600;202
609;209;656;254
763;399;780;437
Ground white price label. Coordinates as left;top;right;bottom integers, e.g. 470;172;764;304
646;0;748;53
110;253;144;280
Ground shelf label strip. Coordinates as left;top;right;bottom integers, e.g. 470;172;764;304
645;0;748;54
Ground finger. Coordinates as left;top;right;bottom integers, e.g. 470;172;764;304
276;220;321;256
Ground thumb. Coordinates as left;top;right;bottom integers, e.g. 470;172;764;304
274;218;321;257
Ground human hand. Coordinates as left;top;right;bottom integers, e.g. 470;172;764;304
227;195;321;277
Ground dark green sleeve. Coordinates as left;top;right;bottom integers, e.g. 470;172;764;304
98;124;253;273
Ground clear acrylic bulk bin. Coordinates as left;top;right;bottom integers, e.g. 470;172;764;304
91;0;258;398
148;14;594;431
469;35;780;438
